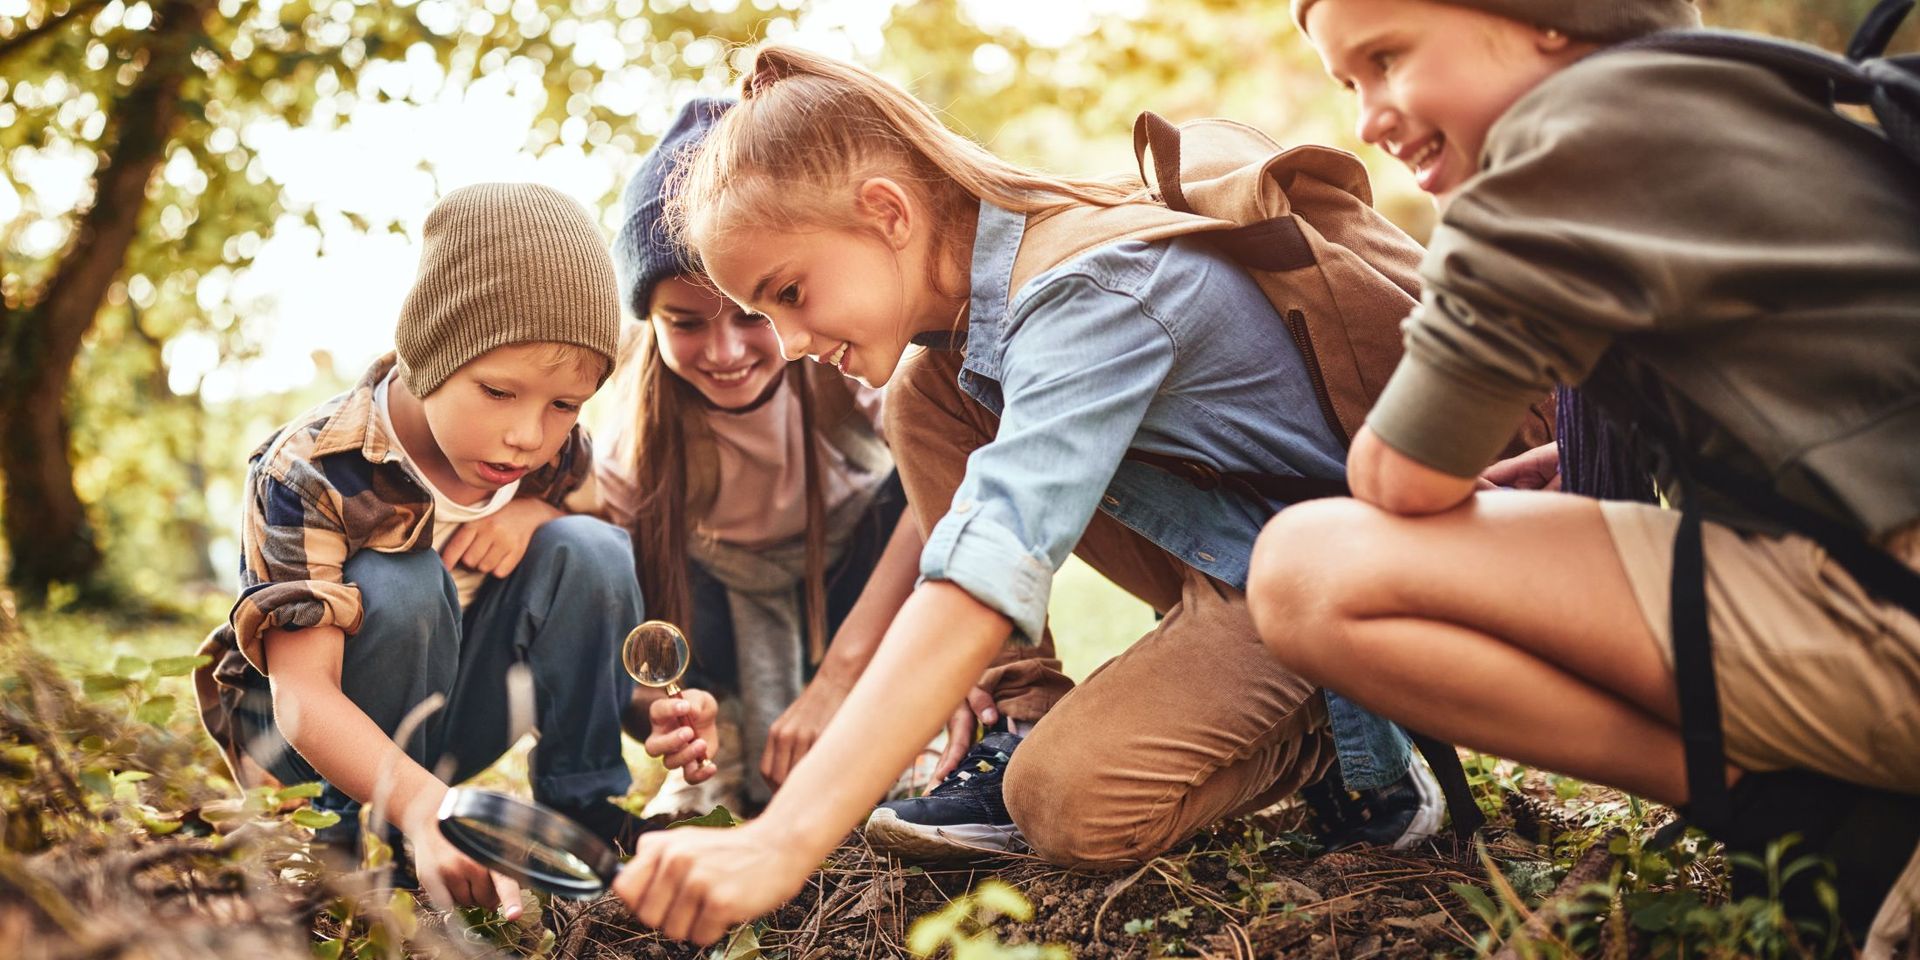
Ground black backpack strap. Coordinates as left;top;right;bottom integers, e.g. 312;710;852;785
1614;0;1920;167
1406;730;1487;843
1670;495;1733;833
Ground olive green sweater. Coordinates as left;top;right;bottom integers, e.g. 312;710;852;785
1370;49;1920;536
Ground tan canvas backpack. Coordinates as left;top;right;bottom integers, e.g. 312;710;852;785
1009;113;1552;503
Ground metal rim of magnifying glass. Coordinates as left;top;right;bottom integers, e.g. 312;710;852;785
623;620;691;688
436;788;621;900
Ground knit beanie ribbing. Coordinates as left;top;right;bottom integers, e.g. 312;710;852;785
614;97;737;318
396;182;621;397
1290;0;1700;42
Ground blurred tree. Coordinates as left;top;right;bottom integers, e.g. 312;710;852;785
0;0;790;603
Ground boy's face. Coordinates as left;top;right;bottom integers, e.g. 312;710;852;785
420;342;599;491
649;275;787;410
1307;0;1579;200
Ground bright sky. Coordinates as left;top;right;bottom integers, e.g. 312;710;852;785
105;0;1142;404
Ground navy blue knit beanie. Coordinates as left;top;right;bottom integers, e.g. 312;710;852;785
613;96;736;318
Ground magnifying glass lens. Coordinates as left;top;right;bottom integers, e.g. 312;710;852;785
436;789;622;901
445;815;601;884
622;621;691;689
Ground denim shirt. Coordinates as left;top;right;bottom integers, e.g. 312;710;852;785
918;200;1409;790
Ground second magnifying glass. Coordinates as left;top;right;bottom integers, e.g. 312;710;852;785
622;619;691;694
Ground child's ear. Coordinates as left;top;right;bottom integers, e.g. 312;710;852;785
854;177;915;251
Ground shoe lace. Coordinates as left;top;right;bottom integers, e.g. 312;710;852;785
927;736;1016;797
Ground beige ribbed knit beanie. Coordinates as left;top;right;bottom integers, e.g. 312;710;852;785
1291;0;1699;41
396;183;621;397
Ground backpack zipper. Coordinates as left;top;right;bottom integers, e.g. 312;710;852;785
1283;309;1347;445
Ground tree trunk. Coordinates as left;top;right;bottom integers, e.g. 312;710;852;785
0;0;199;602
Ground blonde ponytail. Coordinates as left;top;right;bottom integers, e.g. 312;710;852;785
671;44;1143;277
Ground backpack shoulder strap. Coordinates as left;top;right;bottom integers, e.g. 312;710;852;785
1615;0;1920;167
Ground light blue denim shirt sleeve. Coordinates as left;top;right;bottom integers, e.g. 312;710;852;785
919;274;1175;644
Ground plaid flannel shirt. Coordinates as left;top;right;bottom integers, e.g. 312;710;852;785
192;353;594;786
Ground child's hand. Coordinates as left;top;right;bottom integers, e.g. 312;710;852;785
931;684;1001;783
441;499;564;577
614;819;814;945
760;665;853;789
1481;441;1561;491
407;820;524;920
644;689;720;784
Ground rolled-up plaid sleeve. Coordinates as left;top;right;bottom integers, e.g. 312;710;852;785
227;466;364;674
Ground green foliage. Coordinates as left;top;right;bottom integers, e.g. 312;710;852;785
907;879;1069;960
667;803;743;829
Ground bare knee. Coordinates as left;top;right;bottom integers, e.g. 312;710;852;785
1247;498;1382;683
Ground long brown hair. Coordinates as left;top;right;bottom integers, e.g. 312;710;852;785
668;44;1144;294
624;320;832;665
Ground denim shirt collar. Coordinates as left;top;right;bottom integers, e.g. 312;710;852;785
913;200;1025;387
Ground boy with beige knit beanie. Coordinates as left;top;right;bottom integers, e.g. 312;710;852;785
193;182;645;918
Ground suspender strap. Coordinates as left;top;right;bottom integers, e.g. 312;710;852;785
1670;502;1733;833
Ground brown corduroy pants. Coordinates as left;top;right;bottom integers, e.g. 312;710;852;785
885;348;1334;868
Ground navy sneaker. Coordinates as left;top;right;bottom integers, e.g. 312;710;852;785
863;731;1025;859
1302;754;1445;851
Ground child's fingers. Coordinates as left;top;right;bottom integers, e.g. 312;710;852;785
492;872;524;921
965;686;998;727
931;704;974;783
649;696;693;730
644;725;696;759
682;757;717;785
658;740;707;771
491;545;525;578
441;525;479;571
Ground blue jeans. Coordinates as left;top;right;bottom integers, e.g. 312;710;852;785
236;515;643;822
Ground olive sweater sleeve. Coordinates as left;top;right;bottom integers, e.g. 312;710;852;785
1368;50;1884;476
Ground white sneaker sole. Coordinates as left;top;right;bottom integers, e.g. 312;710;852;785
1391;753;1449;850
863;808;1024;860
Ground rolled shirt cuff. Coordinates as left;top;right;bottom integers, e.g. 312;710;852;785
919;504;1054;646
1365;353;1544;478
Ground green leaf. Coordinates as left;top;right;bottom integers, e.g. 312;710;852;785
277;781;326;801
669;805;743;829
1450;882;1500;925
312;939;343;960
388;889;419;938
136;695;176;725
1123;918;1155;934
83;673;132;695
112;655;149;679
292;807;342;829
149;655;212;677
706;923;761;960
971;880;1033;922
907;900;968;957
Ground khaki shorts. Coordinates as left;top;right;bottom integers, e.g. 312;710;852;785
1603;504;1920;958
1600;502;1920;795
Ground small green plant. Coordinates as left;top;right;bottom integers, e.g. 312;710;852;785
908;879;1070;960
1123;905;1195;956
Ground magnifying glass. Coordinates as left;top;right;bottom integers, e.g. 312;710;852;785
436;787;620;899
434;621;696;899
622;620;691;694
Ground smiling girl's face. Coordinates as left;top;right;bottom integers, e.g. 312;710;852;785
698;178;957;390
649;274;787;409
1306;0;1585;200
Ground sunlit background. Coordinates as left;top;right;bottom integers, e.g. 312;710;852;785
0;0;1898;613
